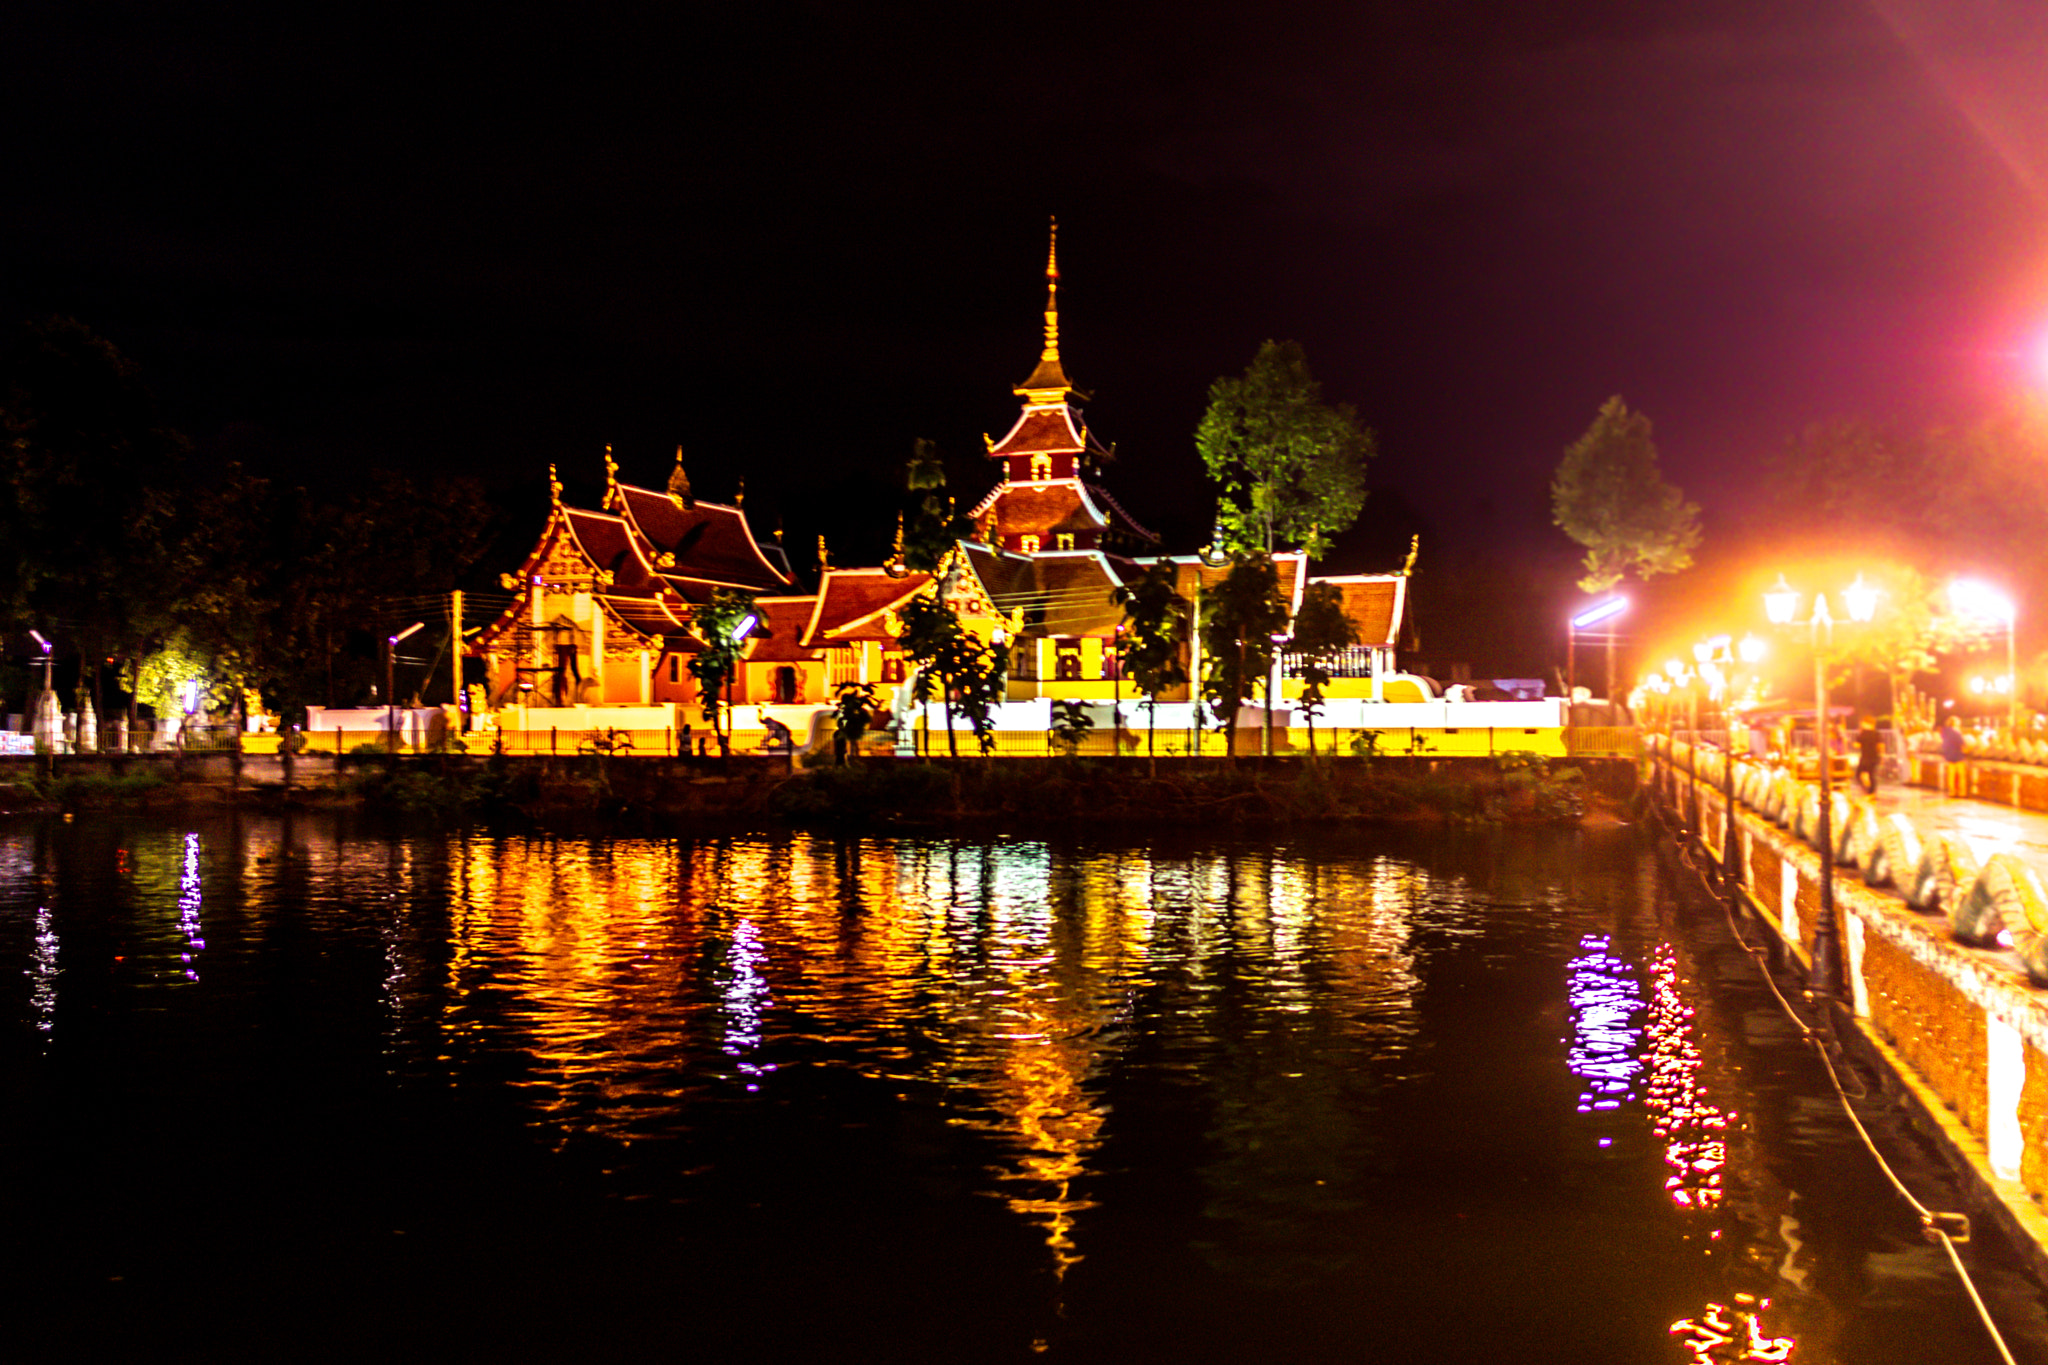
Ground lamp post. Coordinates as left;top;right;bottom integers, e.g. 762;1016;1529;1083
727;611;759;760
1763;573;1878;1001
388;621;425;753
1568;597;1629;726
1951;580;2018;737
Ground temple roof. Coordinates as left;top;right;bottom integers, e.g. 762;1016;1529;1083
802;568;935;645
743;596;826;663
988;403;1091;458
969;478;1158;545
1314;574;1407;649
615;484;792;593
1161;552;1311;620
984;551;1133;638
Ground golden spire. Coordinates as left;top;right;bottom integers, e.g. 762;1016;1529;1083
603;443;619;508
817;534;832;571
548;463;562;508
734;475;745;508
883;511;908;578
1043;217;1060;359
667;445;694;507
1013;216;1085;405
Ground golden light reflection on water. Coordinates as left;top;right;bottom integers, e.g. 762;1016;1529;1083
420;832;1426;1277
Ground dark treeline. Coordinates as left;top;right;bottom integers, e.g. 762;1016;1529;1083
0;317;497;725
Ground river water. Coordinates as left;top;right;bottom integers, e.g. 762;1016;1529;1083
1;814;2044;1363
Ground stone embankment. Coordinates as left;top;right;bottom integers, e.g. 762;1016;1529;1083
2;749;1632;828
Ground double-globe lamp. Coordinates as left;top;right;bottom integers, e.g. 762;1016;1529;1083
1759;572;1877;1003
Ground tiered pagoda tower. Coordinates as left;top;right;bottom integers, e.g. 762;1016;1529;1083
969;223;1157;559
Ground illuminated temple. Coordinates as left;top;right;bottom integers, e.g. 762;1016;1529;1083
463;227;1489;752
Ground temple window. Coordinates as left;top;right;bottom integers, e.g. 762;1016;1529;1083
1030;454;1052;481
1055;533;1074;551
1020;534;1041;554
773;666;800;704
882;654;906;683
668;656;679;683
1012;643;1038;681
1054;643;1082;682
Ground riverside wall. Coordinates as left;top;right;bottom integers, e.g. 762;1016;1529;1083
1647;740;2048;1270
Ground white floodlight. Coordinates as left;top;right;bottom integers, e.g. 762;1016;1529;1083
1571;597;1629;630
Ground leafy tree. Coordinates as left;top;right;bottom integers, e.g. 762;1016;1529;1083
1762;411;2048;595
896;438;973;574
1288;579;1359;758
899;581;1006;757
1550;396;1702;593
686;590;759;757
1111;558;1190;771
1818;565;1996;723
1049;700;1094;757
126;632;231;718
1196;340;1372;558
0;317;189;716
1199;555;1290;760
832;681;876;763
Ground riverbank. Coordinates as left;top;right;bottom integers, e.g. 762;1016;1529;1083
0;750;1634;829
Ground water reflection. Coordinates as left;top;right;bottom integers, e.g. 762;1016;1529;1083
1647;942;1729;1212
2;817;2025;1363
1672;1293;1797;1362
1567;933;1644;1114
29;903;56;1040
177;831;204;982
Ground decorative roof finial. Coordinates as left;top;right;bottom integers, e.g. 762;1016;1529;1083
1012;215;1085;404
883;511;908;578
603;444;620;508
734;475;745;509
667;445;694;508
1042;215;1060;361
817;534;832;571
548;463;562;508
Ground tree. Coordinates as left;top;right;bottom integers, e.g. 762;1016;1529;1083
832;681;876;763
1287;580;1359;759
1550;396;1702;592
1199;555;1290;760
0;317;189;719
1552;396;1701;703
1111;559;1190;772
1822;566;1996;723
899;582;1007;758
1196;340;1373;558
895;438;973;575
686;590;759;758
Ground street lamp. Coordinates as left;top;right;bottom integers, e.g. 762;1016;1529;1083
1950;579;2018;736
1762;573;1879;1003
1568;596;1629;713
388;621;425;753
726;612;760;757
1696;634;1760;915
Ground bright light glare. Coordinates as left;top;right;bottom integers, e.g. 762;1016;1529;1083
1738;634;1767;664
1763;575;1799;625
1843;574;1879;623
730;613;761;643
1951;579;2015;625
1571;597;1629;629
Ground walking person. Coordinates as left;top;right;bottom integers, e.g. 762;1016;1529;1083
1938;715;1966;797
1854;717;1883;795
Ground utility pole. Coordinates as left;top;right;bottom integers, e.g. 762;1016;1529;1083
449;589;464;709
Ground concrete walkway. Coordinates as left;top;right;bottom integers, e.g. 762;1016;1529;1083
1865;779;2048;870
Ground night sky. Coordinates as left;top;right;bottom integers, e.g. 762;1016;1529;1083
9;0;2048;592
